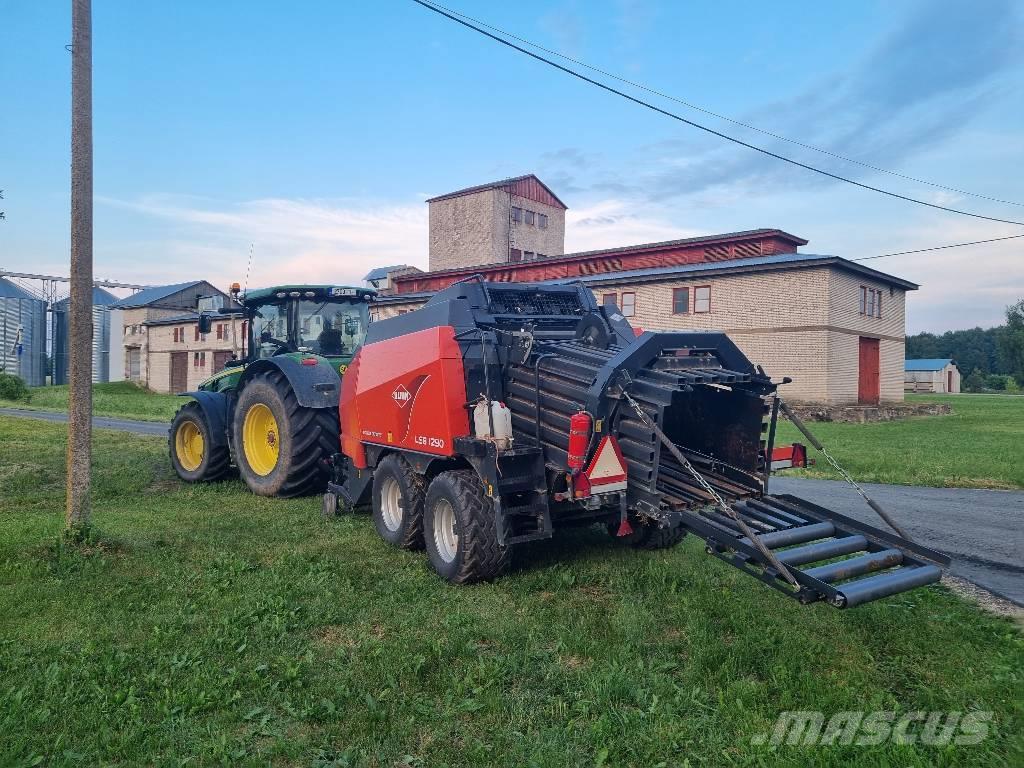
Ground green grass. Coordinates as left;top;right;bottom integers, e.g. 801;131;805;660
1;416;1021;766
775;394;1024;490
0;381;182;422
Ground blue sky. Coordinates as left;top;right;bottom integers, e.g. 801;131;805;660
1;0;1022;333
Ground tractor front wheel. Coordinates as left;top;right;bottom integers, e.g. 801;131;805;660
424;470;511;584
169;401;230;483
233;370;338;497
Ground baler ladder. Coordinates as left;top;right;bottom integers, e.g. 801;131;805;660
683;494;949;607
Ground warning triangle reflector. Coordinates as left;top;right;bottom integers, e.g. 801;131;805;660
584;436;628;491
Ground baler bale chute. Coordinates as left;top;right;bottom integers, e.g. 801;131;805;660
326;278;948;607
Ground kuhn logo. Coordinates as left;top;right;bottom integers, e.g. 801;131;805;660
392;385;412;408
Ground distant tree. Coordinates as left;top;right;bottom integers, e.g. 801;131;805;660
983;373;1007;391
998;299;1024;387
963;368;985;394
906;325;1003;376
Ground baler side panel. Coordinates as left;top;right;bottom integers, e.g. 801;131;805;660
339;352;367;469
345;325;469;458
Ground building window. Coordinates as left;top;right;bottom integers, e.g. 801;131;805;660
194;326;201;341
524;210;535;226
511;206;522;223
524;251;535;261
694;286;711;313
509;248;522;262
671;287;690;314
620;292;636;317
538;213;548;229
216;323;223;340
602;292;617;307
860;286;882;318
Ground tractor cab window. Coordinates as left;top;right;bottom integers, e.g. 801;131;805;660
250;302;289;358
298;300;368;356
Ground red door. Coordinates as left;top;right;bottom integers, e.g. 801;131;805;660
947;370;953;393
170;352;189;394
858;337;880;404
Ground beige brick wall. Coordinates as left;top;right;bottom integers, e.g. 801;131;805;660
429;190;498;271
428;188;566;271
580;265;907;404
144;317;244;393
496;191;565;261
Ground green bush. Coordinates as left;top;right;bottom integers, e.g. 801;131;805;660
0;372;31;402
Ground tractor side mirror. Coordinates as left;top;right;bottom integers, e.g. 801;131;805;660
197;313;213;335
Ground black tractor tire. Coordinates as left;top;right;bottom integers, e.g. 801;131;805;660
169;401;231;483
371;454;426;550
423;470;511;584
233;370;339;497
608;519;687;550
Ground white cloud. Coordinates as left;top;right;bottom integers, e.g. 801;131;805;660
565;199;701;252
97;194;429;290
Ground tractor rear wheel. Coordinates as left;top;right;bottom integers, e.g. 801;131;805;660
371;454;426;549
424;470;511;584
608;519;686;550
169;401;230;483
233;370;338;497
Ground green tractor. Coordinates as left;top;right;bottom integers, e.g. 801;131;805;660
169;284;375;497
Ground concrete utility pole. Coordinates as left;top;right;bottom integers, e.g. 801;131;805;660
67;0;93;533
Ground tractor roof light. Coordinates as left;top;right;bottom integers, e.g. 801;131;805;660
275;292;286;298
288;291;301;297
304;291;316;297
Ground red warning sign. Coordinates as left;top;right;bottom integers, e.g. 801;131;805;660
583;435;628;492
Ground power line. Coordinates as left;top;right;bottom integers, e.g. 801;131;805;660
423;1;1024;209
853;233;1024;262
410;0;1024;228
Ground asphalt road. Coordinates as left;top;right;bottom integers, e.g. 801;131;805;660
0;407;170;437
772;476;1024;606
2;407;1021;604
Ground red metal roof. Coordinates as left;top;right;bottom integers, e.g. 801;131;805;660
393;228;807;294
425;174;568;210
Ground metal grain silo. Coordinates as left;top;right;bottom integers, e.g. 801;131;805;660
51;286;118;385
0;277;47;387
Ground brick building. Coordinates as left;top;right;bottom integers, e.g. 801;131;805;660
112;281;244;393
427;175;567;271
372;176;919;405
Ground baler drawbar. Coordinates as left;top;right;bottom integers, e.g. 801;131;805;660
326;278;948;606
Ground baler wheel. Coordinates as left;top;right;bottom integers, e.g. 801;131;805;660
424;470;511;584
608;520;686;550
371;454;426;550
233;370;338;497
169;401;230;483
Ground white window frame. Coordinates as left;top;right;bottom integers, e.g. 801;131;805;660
620;291;636;317
694;286;711;313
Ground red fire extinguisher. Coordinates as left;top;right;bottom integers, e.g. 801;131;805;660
567;410;592;471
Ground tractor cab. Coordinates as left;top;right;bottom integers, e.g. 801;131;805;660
240;285;374;372
196;285;375;392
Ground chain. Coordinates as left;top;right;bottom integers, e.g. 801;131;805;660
622;391;799;588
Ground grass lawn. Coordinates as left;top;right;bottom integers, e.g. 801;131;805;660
0;381;182;423
775;394;1024;490
1;416;1021;766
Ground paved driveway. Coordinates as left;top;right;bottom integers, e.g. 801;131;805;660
2;407;1021;604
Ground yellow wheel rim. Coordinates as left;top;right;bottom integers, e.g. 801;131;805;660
175;420;205;472
243;402;280;476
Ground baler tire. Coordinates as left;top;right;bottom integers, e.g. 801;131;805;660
424;470;511;584
371;454;426;550
169;401;230;483
608;520;686;550
233;370;338;498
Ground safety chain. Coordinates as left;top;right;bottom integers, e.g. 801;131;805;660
622;391;800;588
